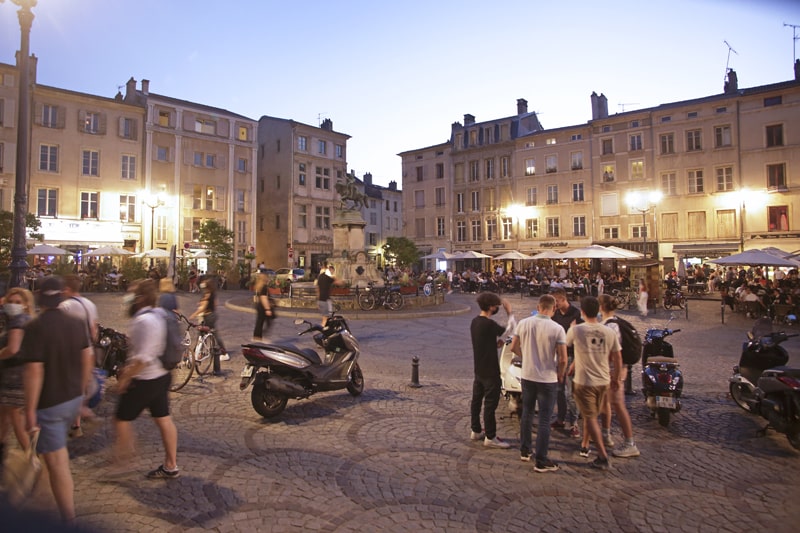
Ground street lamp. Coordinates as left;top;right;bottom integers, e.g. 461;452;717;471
142;191;165;252
626;190;662;258
7;0;37;289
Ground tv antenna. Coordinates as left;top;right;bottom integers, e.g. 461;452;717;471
724;40;738;72
618;103;639;112
317;113;327;126
785;23;800;63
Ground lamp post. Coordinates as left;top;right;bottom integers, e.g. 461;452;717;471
142;192;165;252
7;0;37;289
626;191;662;258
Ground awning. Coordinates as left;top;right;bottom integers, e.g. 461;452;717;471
671;243;740;256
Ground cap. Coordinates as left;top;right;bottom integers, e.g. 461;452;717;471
38;275;65;308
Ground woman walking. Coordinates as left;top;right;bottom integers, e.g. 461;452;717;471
190;277;229;374
252;272;275;342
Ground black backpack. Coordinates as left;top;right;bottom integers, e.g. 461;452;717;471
607;317;642;365
148;308;184;370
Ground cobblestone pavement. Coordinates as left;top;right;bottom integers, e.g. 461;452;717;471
9;290;800;532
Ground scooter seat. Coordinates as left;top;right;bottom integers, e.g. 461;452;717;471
764;366;800;378
646;356;678;364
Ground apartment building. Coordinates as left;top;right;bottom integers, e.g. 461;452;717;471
402;65;800;266
359;172;403;269
256;116;350;272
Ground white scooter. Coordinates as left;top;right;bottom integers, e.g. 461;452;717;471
499;337;522;416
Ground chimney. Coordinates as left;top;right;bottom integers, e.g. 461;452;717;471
124;77;136;102
724;69;738;94
517;98;528;115
795;59;800;81
364;172;372;185
464;114;475;126
598;93;608;119
388;180;397;191
321;118;333;131
141;79;150;95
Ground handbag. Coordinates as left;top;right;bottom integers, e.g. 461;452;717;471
2;429;42;507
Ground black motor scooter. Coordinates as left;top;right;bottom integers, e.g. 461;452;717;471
239;312;363;419
642;316;682;427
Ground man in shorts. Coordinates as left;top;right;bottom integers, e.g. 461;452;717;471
21;276;94;523
114;279;179;479
565;296;621;470
316;264;342;326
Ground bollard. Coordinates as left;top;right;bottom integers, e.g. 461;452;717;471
409;356;422;388
624;364;636;395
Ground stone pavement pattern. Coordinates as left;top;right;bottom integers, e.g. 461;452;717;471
7;290;800;532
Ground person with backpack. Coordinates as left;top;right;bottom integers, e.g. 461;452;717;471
598;294;641;458
113;279;180;479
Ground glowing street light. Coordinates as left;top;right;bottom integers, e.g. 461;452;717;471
626;190;662;258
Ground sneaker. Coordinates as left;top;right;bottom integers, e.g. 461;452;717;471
602;432;614;448
579;447;590;458
484;436;511;449
590;457;610;470
550;420;565;430
470;430;485;441
520;451;532;462
146;465;180;479
534;459;559;473
219;353;231;361
569;425;581;439
612;442;641;458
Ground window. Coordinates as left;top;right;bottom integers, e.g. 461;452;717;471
714;125;732;148
501;157;509;178
471;190;480;211
764;95;782;107
686;129;702;151
716;107;727;113
195;118;216;135
716;166;733;191
661;116;672;123
156;146;168;161
435;187;445;207
315;167;330;189
237;158;247;173
39;144;58;172
415;190;425;208
437;217;446;237
318;140;327;154
192;185;224;211
81;150;99;176
335;144;343;158
298;136;307;151
486;217;497;240
84;112;100;134
238;126;249;141
416;166;423;182
37;188;57;217
601;193;619;216
629;133;643;151
661;172;677;196
630;160;644;180
298;163;306;186
766;124;784;147
571;151;583;170
601;138;613;155
80;191;98;219
768;205;789;231
158;110;170;127
413;218;425;237
236;190;246;212
42;104;58;128
485;189;496;211
120;117;136;139
471;219;482;241
526;187;537;206
456;193;464;213
717;209;737;238
457;220;467;242
485;158;494;180
767;163;786;189
602;164;615;182
660;133;675;154
688;169;704;193
315;206;330;229
436;162;445;179
687;111;698;119
546;217;560;238
236;220;247;245
661;213;678;240
157;214;167;241
547;185;558;204
525;158;535;176
502;217;513;240
298;205;307;228
526;218;539;239
632;225;646;239
121;154;136;180
119;194;136;222
545;155;557;173
469;160;479;181
603;226;619;239
602;126;611;133
573;216;586;237
687;211;707;239
572;182;584;202
546;138;556;145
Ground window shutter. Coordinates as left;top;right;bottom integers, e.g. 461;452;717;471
3;99;15;127
182;112;194;131
215;186;226;211
217;154;226;169
131;119;138;140
118;116;125;137
217;119;230;138
56;106;65;129
183;148;192;165
98;113;107;134
78;109;86;132
183;216;193;244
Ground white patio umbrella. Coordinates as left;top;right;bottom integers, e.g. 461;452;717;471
605;246;644;259
453;250;492;259
139;248;170;258
85;246;134;256
493;250;534;260
27;243;70;255
531;250;564;260
560;245;635;259
421;251;457;260
709;249;800;268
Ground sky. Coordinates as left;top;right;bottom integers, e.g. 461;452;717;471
2;0;800;187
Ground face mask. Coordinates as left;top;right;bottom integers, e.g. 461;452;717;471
4;303;23;317
490;307;499;316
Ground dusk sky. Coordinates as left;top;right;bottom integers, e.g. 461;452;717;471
2;0;799;187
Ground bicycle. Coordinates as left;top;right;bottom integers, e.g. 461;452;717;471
169;313;220;392
356;282;404;311
611;288;633;310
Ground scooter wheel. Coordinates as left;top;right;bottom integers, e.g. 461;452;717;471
657;408;670;427
346;363;364;396
251;384;288;419
787;422;800;451
729;382;753;412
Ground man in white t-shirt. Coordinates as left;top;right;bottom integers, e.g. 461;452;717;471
510;294;567;472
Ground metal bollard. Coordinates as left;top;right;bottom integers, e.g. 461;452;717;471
409;356;422;388
624;364;636;395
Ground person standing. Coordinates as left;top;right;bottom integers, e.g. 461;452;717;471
252;272;275;342
510;294;567;472
550;288;582;437
598;295;641;458
469;292;514;449
316;264;342;326
20;276;94;524
637;279;649;317
566;296;622;470
114;279;180;480
189;277;228;373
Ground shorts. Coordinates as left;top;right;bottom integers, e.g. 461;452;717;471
116;373;172;422
607;366;628;406
36;395;83;454
573;383;608;419
318;300;333;316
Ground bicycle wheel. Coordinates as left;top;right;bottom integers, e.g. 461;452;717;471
195;335;216;375
386;291;404;311
358;291;376;311
169;350;195;392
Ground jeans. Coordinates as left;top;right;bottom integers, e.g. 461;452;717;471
470;376;501;440
520;379;558;462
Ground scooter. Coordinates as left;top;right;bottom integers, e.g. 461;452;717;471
662;287;686;310
499;337;522;416
239;312;363;419
95;324;128;378
641;315;682;427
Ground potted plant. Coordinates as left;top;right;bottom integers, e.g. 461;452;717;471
399;280;418;295
330;280;352;296
267;278;283;296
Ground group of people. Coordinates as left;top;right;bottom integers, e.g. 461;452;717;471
470;289;640;473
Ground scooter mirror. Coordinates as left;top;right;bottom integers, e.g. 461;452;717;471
293;318;307;326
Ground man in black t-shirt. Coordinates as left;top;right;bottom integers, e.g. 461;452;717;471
316;264;342;326
551;287;583;434
470;292;514;449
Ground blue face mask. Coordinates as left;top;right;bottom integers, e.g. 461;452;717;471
3;303;23;317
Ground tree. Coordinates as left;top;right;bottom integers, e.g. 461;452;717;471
383;237;420;268
0;210;43;273
198;219;234;272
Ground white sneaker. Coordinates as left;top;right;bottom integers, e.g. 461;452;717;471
470;430;485;441
484;436;511;449
612;442;641;458
219;353;231;361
